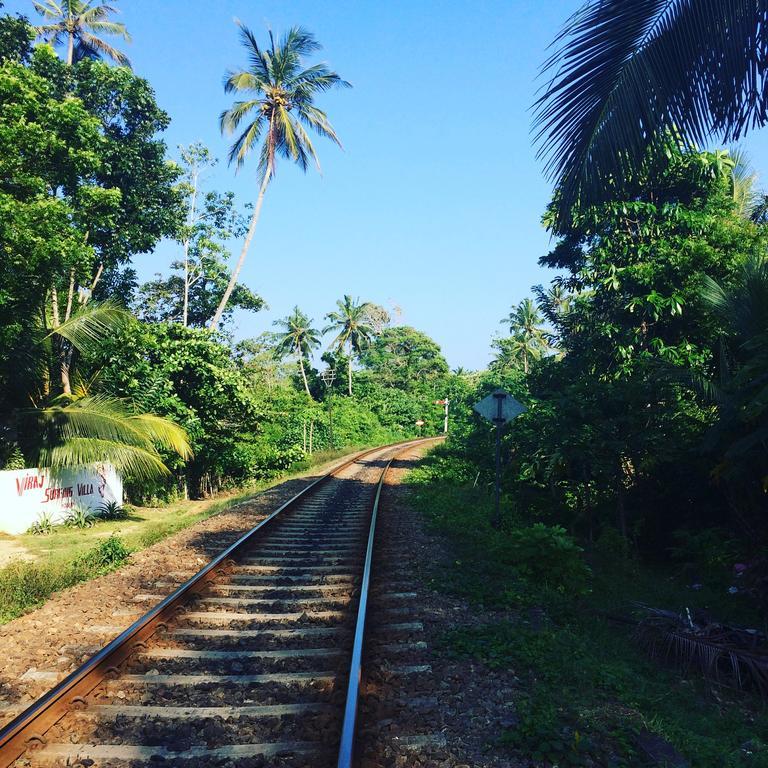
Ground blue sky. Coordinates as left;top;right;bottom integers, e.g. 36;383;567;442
9;0;768;369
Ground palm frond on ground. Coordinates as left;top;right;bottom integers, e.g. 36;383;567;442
633;603;768;696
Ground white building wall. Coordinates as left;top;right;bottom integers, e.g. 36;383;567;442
0;464;123;535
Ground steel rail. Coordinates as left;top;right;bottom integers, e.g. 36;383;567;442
0;439;426;768
336;438;439;768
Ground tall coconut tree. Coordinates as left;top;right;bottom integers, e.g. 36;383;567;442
32;0;131;66
210;23;350;331
324;296;374;396
533;0;768;227
272;306;321;397
500;298;549;374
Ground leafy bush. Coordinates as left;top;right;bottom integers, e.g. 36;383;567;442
507;523;591;594
64;506;95;529
27;510;54;536
0;535;131;623
670;527;741;576
95;500;128;520
74;534;130;572
499;695;603;767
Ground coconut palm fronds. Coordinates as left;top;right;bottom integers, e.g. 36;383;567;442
632;603;768;696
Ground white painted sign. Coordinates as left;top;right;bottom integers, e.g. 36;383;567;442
0;464;122;534
473;389;527;425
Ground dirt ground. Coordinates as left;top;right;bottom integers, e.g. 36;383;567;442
0;538;34;569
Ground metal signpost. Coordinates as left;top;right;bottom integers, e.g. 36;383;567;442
473;389;526;529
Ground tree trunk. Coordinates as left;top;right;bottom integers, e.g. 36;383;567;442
209;169;271;331
299;357;311;397
64;268;75;322
66;30;74;66
182;170;199;327
60;353;72;396
523;349;529;375
50;285;60;329
89;261;104;299
347;355;353;396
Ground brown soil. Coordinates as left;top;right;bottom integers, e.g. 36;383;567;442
0;539;34;569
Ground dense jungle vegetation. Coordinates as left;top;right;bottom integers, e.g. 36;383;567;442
413;145;768;766
3;0;768;764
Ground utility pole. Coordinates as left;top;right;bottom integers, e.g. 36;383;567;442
434;398;450;434
492;393;505;529
321;368;336;450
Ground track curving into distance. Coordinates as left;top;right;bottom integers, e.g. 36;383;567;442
0;439;439;768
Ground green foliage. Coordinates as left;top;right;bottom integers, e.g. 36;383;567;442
63;505;95;529
500;695;617;767
0;534;131;623
32;0;131;66
0;4;33;62
135;144;260;329
324;295;375;395
96;500;127;520
409;444;589;603
360;325;449;385
27;510;54;536
420;444;768;768
495;148;768;555
507;523;591;595
496;297;551;374
73;533;129;571
533;1;768;226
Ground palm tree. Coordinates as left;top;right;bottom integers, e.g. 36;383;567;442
33;0;131;66
324;296;375;396
210;23;350;331
29;392;192;481
11;301;192;479
500;298;549;374
533;1;768;226
272;306;321;397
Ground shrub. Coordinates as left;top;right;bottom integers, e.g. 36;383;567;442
499;695;600;767
63;505;95;529
96;500;128;520
507;523;591;594
670;527;741;576
27;510;54;536
0;535;131;623
74;534;130;572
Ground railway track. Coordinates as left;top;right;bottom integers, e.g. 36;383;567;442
0;439;437;768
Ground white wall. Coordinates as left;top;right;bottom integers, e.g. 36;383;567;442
0;464;123;535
